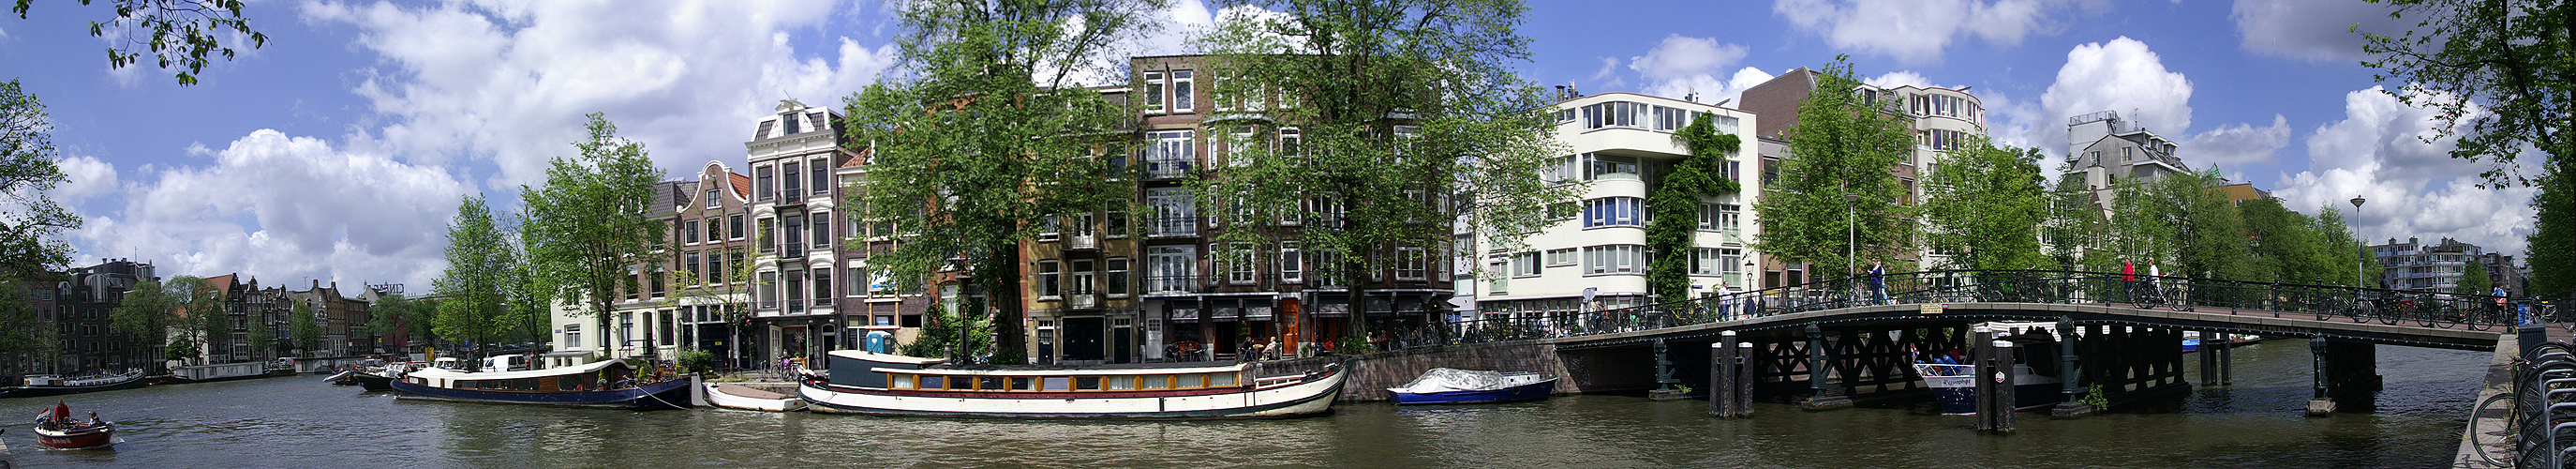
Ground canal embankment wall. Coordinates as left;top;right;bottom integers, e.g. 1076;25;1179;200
2457;329;2532;468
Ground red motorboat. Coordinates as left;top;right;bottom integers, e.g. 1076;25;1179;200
32;401;113;449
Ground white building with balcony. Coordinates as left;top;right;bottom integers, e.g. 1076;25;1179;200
1464;91;1760;320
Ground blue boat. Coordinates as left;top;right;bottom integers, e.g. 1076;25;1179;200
1386;369;1556;404
391;359;696;410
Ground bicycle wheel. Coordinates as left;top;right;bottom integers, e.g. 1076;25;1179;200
2413;302;2437;327
2129;284;2156;310
2166;284;2194;312
2471;392;2518;467
2466;305;2496;331
2377;302;2402;325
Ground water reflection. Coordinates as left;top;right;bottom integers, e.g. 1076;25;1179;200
0;341;2487;468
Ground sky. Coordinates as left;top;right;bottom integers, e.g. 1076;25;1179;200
0;0;2536;292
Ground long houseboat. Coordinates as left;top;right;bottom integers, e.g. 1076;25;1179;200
798;350;1346;418
393;359;697;410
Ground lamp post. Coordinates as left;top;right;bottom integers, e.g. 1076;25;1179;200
2350;196;2366;288
1845;193;1858;279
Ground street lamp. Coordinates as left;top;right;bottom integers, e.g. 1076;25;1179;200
2350;196;2366;288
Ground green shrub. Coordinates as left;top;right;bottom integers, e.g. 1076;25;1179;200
676;349;715;376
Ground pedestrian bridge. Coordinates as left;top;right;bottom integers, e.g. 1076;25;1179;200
1424;269;2522;414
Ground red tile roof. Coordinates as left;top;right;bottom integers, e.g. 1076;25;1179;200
840;145;872;168
729;172;752;199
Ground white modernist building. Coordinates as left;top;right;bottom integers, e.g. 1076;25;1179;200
1464;91;1760;320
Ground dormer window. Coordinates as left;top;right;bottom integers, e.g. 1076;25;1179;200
783;113;802;135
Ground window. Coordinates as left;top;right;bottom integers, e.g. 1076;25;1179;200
1279;128;1302;159
1106;209;1129;238
782;161;802;200
1581;101;1647;129
1278;242;1303;283
1542;156;1578;183
812;212;830;248
807;268;831;306
846;266;864;297
1214;70;1239;111
782;215;805;254
1226;128;1256;167
1146;189;1197;236
1585;153;1640;180
870;269;896;296
684;220;700;245
1545;249;1576;266
1107;258;1130;296
1512;251;1541;278
1070;260;1096;296
1486;256;1510;295
759;218;775;251
706;189;720;209
811;158;830;196
1396;244;1426;280
1143;71;1165;112
1147;246;1195;294
686;252;701;286
1653;105;1689;131
1037;261;1062;298
1145;130;1194;178
1583;197;1645;228
729;215;746;240
1584;245;1646;275
1038;216;1062;241
1171;70;1194;113
1227;243;1257;284
563;325;580;351
785;270;805;312
755;166;773;201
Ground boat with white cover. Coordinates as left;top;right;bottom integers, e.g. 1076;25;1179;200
799;350;1346;418
1386;368;1556;404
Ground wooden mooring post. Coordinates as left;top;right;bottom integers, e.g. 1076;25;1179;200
1977;339;2017;434
1710;331;1752;417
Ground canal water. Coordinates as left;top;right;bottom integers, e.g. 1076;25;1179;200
8;340;2484;468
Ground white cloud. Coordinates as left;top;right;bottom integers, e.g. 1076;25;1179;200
301;0;894;191
2040;37;2193;153
2182;114;2291;172
1976;90;2051;155
1772;0;2064;64
1622;35;1759;104
2231;0;2407;61
52;156;118;203
2273;86;2534;257
70;129;469;289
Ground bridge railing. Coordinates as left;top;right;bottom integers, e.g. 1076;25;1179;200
1445;269;2544;345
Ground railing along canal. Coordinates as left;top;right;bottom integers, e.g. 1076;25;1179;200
1448;269;2549;345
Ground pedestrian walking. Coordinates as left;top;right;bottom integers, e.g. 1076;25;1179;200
1717;281;1736;321
1869;261;1887;305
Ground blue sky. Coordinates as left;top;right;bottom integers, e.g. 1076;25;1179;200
0;0;2531;290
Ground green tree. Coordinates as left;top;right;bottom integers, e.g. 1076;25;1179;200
434;194;513;359
665;249;767;368
2311;204;2365;287
245;309;272;361
289;300;320;356
844;0;1165;359
2359;0;2576;295
2461;260;2493;295
367;293;424;352
2239;198;2309;283
1921;134;2049;271
1753;56;1917;280
522;113;665;357
1196;0;1576;343
2173;170;2256;280
108;279;179;371
499;242;552;348
9;1;269;85
0;80;82;279
167;275;226;363
2042;167;2104;270
1648;115;1744;305
899;302;990;359
2539;170;2576;295
0;281;59;375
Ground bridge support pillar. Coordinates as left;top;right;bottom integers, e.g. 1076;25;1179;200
2051;316;2096;418
2306;335;2382;416
1799;324;1852;411
1649;338;1686;400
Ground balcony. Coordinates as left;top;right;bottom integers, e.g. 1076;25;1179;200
1065;233;1098;250
1065;292;1100;310
1146;216;1199;238
1144;159;1192;179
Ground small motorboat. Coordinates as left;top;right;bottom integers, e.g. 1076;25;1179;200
705;383;807;412
350;365;408;392
32;401;113;450
1385;368;1557;404
1914;322;2064;415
